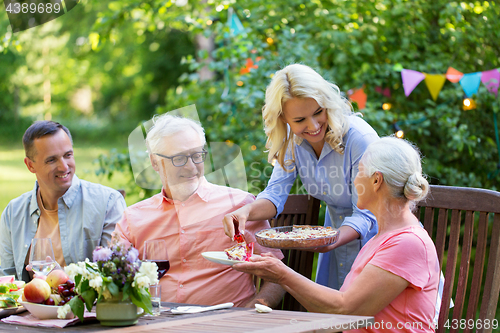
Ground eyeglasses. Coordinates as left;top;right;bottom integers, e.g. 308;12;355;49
154;150;208;167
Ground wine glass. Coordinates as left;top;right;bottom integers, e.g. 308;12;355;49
29;238;57;277
143;239;170;280
143;240;168;317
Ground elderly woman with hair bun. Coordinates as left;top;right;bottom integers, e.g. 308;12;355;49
223;63;379;290
233;137;440;332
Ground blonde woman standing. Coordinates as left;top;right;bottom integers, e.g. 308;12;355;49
223;64;379;289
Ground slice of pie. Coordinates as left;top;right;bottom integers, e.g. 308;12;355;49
224;241;254;261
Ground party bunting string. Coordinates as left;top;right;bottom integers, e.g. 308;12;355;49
402;66;500;100
345;66;499;109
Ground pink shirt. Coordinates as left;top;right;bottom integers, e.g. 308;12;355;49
115;178;283;307
341;226;439;333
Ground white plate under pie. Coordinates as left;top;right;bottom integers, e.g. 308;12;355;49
201;251;260;266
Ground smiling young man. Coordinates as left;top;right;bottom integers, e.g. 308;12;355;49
114;114;285;308
0;121;126;281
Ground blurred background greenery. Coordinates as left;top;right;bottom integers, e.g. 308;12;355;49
1;1;499;214
1;0;499;322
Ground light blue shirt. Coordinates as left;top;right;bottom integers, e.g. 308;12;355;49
257;115;379;289
0;175;126;280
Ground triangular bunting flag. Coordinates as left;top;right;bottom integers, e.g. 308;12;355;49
401;69;425;97
424;74;446;101
446;67;463;83
481;68;500;97
460;72;482;97
229;9;244;35
347;86;367;110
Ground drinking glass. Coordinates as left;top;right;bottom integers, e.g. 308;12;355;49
149;284;162;316
29;238;57;276
143;240;170;280
143;240;168;317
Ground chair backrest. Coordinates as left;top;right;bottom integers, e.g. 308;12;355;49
269;194;321;311
415;185;500;333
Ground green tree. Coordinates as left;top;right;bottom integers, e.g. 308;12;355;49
161;0;500;192
1;0;500;190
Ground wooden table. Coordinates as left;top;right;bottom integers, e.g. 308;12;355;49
0;302;374;332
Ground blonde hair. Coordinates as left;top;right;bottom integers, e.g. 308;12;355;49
262;64;353;171
361;137;429;204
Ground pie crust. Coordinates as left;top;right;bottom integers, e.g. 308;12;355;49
256;225;339;249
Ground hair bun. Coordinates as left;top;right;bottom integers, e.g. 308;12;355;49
404;172;429;201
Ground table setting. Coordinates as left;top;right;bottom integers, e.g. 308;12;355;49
0;226;376;332
1;235;159;328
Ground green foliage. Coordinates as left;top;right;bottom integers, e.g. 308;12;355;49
164;0;500;191
1;0;500;193
1;0;195;126
93;148;156;199
129;287;153;315
68;296;85;322
81;289;96;312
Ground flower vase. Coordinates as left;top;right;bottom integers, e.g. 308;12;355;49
96;293;140;326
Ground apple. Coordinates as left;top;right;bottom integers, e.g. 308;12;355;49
23;279;51;304
46;269;69;289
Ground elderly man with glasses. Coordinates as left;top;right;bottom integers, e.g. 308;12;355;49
114;114;285;308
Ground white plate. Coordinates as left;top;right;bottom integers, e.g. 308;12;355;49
19;301;74;320
201;251;259;266
0;306;26;319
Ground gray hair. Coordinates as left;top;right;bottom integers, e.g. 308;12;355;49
361;137;429;203
146;114;206;153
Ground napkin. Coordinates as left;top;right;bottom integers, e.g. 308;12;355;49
1;311;96;328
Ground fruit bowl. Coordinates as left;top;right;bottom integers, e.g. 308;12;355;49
19;301;74;320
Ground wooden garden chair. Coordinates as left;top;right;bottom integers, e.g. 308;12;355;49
268;194;321;311
415;185;500;333
266;186;500;333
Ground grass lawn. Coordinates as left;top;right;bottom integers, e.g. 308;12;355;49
0;140;141;216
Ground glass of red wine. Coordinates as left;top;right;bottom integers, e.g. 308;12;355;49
143;239;170;280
